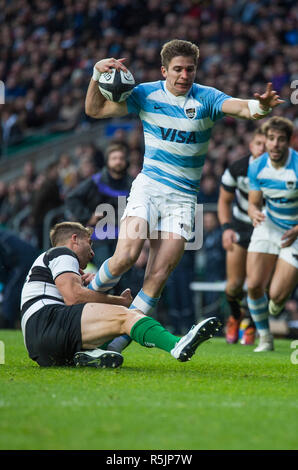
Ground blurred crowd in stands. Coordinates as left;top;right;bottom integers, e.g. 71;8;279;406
0;0;297;330
0;0;297;151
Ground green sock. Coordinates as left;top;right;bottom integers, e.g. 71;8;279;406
130;317;180;353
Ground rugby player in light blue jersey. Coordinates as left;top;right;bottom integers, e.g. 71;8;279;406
246;116;298;352
85;39;283;353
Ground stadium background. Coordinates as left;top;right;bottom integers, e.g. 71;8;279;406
0;0;297;334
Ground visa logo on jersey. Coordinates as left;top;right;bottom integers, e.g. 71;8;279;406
159;127;197;144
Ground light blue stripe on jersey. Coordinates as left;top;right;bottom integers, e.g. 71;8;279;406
248;149;298;230
257;179;294;190
143;164;200;192
126;80;230;194
267;211;297;229
248;156;268;191
145;145;206;169
266;199;298;216
142;169;198;195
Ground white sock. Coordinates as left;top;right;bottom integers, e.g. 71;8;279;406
247;294;270;336
88;258;121;292
130;289;160;315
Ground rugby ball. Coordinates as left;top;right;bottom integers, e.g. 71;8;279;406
98;68;135;102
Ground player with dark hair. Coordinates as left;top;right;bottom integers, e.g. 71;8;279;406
218;128;266;345
85;39;283;353
246;116;298;352
20;221;222;367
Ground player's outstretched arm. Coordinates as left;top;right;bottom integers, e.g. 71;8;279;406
85;58;129;119
222;82;284;120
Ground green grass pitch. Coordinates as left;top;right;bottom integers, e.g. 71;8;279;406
0;330;297;450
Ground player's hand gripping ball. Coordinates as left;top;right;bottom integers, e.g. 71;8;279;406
98;68;135;102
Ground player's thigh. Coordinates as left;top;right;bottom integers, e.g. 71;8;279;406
118;215;149;242
81;303;127;345
81;302;143;347
246;251;277;290
269;258;298;303
112;216;148;264
226;244;247;291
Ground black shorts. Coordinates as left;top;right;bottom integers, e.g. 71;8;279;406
231;217;253;250
24;303;86;367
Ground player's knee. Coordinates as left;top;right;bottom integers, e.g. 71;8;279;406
110;308;135;335
226;282;244;298
269;289;285;306
122;309;145;334
247;283;264;299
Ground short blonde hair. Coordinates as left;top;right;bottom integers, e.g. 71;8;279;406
251;127;265;139
160;39;200;69
50;222;93;247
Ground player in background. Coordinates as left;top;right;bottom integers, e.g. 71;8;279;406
85;39;283;353
246;116;298;352
218;128;266;345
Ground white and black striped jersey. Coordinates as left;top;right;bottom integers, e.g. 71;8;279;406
221;154;254;225
20;247;80;333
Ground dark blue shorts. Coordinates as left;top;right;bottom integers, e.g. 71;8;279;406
24;303;86;367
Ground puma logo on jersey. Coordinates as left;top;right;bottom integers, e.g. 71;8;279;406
159;127;197;144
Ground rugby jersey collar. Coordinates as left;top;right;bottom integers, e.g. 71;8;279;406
162;80;192;107
267;148;292;171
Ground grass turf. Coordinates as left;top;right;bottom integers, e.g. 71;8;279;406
0;329;297;450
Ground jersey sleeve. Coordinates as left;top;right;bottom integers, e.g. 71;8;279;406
221;168;236;193
202;86;231;122
45;247;81;280
248;160;261;191
126;84;145;115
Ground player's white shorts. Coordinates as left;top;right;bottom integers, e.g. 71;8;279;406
121;173;196;241
248;216;298;269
